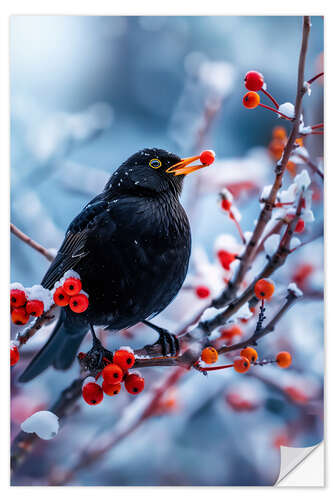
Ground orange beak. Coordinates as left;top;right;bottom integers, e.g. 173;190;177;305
166;155;207;176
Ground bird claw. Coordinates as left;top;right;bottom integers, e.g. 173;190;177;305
155;330;180;357
78;341;113;374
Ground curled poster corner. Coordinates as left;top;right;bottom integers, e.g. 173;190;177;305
275;442;324;486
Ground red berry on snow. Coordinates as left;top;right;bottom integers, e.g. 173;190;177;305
26;300;44;317
221;199;232;211
102;381;121;396
63;277;82;296
243;91;260;109
254;279;275;301
217;250;237;271
69;293;89;313
240;347;258;363
195;286;210;299
102;363;123;384
82;382;104;405
113;349;135;371
244;71;264;91
10;345;20;366
11;307;29;325
200;150;215;166
276;351;292;368
233;356;251;373
53;286;70;307
125;373;145;395
10;289;26;308
295;219;305;233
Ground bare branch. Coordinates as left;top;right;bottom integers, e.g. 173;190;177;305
11;223;55;262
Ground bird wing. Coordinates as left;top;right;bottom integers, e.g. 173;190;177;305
41;195;108;290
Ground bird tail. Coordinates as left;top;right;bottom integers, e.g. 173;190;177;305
18;310;88;383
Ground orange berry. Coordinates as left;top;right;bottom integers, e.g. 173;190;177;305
82;382;103;405
10;289;26;308
240;347;258;363
69;293;89;313
233;356;250;373
276;351;292;368
220;324;242;341
124;373;145;395
53;286;70;307
26;299;44;317
10;345;20;366
272;126;287;141
268;139;285;161
200;150;215;166
243;91;260;109
244;71;264;91
201;346;218;364
292;263;313;288
254;279;275;300
102;381;121;396
113;349;135;371
295;137;303;147
63;277;82;296
195;286;210;299
286;160;297;177
11;307;29;325
102;363;123;384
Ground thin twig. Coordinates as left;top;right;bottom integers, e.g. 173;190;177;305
10;223;55;262
212;16;311;309
15;304;58;346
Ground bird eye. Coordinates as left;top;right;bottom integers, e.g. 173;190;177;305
149;158;162;169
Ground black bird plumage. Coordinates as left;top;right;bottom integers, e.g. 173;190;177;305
19;148;193;382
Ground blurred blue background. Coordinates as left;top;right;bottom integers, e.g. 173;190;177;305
10;16;324;486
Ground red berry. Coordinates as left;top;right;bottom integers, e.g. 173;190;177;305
10;289;26;308
254;279;275;300
195;286;210;299
243;91;260;109
295;219;305;233
221;199;232;211
220;324;242;341
63;277;82;296
113;349;135;371
102;381;121;396
26;299;44;317
125;373;145;395
11;307;29;325
102;363;123;384
244;71;264;91
10;345;20;366
233;356;251;373
69;293;89;313
82;382;104;405
53;286;70;307
276;351;292;368
200;150;215;166
217;250;236;271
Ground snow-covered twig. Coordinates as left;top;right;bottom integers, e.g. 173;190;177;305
16;304;58;346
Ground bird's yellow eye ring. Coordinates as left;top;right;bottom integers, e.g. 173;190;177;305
149;158;162;169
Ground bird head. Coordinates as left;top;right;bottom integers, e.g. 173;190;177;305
105;148;215;197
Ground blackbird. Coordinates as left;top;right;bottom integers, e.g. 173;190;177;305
19;148;213;382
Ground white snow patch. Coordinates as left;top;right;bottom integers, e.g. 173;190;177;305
119;346;134;354
290;237;301;250
26;285;53;311
10;282;26;293
278;102;295;119
63;269;81;281
294;169;311;190
261;184;272;201
288;282;303;298
21;411;59;440
264;234;281;257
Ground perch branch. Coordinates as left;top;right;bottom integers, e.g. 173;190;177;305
11;223;55;262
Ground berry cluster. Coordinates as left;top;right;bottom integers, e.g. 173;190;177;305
81;347;144;406
10;341;20;366
10;283;52;326
53;271;89;313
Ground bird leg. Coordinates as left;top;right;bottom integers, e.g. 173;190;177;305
142;320;180;357
78;325;113;375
